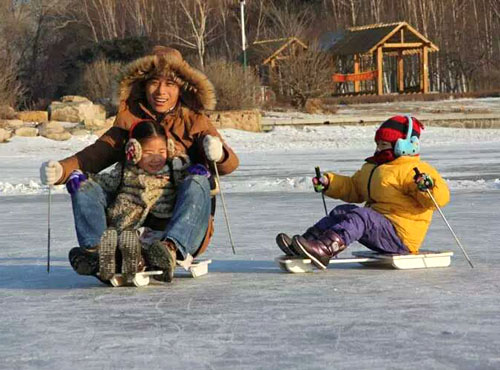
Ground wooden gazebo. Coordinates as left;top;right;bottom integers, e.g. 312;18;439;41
325;22;438;95
245;37;308;85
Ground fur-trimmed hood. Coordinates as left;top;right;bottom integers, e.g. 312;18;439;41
119;46;216;111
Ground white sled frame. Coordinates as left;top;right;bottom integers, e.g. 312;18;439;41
276;250;453;273
107;259;212;287
176;259;212;278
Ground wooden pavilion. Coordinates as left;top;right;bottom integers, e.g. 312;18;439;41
325;22;438;95
245;37;308;85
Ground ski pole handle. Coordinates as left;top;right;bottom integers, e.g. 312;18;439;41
315;166;328;216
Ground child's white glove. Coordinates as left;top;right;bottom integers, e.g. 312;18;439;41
203;135;223;162
40;160;63;185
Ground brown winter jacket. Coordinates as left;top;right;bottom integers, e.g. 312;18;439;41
56;46;239;256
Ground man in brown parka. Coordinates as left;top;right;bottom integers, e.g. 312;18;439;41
39;46;239;282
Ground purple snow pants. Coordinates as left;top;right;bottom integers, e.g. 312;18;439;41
314;204;409;254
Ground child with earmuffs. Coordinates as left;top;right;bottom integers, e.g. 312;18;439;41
65;119;209;281
276;115;451;270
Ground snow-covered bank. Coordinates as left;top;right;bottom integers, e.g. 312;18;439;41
224;125;500;153
2;177;500;196
1;125;500;196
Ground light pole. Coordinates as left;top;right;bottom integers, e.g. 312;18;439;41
240;0;247;70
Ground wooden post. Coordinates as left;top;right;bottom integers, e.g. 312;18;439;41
353;54;360;93
332;56;337;94
377;47;383;95
270;59;276;86
397;50;404;93
421;46;429;94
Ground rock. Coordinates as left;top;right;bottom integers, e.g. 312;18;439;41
0;128;11;142
43;131;72;141
84;117;111;130
1;119;24;129
106;116;116;126
49;97;106;123
70;128;91;136
0;105;17;119
38;121;65;137
54;121;80;130
206;110;262;132
15;127;39;137
17;111;48;122
61;95;91;103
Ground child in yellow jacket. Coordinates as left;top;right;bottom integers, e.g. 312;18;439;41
276;115;450;270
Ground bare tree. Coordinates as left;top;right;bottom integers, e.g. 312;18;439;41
276;45;335;108
163;0;220;69
261;0;313;39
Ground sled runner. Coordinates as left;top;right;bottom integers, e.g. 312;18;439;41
106;259;212;287
276;250;453;273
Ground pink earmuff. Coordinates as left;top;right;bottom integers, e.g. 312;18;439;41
125;119;153;164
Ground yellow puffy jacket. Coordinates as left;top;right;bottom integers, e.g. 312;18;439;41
324;156;450;253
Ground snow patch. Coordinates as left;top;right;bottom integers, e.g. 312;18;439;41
0;181;65;195
3;177;498;196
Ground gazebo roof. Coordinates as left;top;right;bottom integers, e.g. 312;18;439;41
323;22;438;56
245;37;308;65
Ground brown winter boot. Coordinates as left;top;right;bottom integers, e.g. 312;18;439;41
276;227;323;256
292;230;346;270
98;228;118;280
145;239;177;283
118;230;144;281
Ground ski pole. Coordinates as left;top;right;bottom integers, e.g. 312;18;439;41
315;166;328;216
47;185;52;273
213;161;236;255
413;168;474;268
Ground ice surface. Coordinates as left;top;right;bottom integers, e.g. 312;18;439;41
1;120;500;369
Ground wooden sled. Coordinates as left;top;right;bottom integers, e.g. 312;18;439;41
108;259;212;287
276;250;453;273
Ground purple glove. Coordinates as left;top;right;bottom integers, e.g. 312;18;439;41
66;170;87;194
187;164;211;178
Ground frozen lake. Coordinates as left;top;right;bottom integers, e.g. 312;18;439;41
1;126;500;369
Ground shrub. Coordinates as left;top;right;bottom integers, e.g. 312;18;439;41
82;58;123;108
0;56;25;108
204;59;262;110
274;46;335;109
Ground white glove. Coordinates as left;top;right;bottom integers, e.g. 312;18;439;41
40;160;63;185
203;135;223;162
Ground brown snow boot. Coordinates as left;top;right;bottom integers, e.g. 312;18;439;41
118;230;145;281
292;230;346;270
98;228;118;280
276;227;323;256
69;246;99;276
145;239;177;283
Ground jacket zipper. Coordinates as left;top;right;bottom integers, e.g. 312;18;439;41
366;164;380;206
